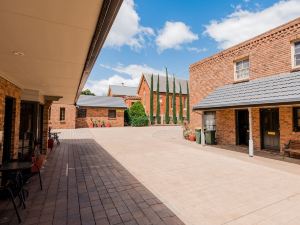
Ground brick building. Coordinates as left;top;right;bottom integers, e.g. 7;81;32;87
0;1;122;162
190;18;300;155
108;85;141;107
75;95;127;128
137;74;189;123
49;103;76;129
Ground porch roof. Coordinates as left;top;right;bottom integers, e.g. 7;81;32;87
193;71;300;110
77;95;127;108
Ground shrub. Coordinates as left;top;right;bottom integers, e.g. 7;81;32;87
129;101;146;118
131;116;149;127
129;102;148;127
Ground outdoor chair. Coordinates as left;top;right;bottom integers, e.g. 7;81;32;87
0;172;27;223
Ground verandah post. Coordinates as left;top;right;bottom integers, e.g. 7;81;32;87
248;108;254;157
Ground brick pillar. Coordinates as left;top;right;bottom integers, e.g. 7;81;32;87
42;100;52;154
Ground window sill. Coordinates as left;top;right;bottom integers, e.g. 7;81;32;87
291;67;300;72
108;118;117;120
60;121;66;123
233;78;250;84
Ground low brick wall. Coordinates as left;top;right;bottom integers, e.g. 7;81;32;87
76;107;124;128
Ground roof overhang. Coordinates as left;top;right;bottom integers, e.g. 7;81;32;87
193;72;300;111
0;0;122;104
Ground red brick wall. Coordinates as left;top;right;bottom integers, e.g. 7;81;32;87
190;18;300;130
279;106;300;151
76;107;124;128
0;76;21;161
49;103;76;129
216;110;236;145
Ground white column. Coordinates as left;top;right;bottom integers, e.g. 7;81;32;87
201;111;205;146
248;108;254;157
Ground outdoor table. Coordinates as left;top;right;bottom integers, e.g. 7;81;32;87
0;162;32;172
49;132;61;145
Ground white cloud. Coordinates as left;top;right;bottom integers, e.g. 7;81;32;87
105;0;154;50
187;47;208;53
204;0;300;49
156;21;198;52
85;64;165;95
84;75;140;96
109;64;164;79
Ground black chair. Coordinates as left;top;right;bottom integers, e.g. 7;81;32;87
0;172;27;223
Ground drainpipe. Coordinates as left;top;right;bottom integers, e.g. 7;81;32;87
201;111;205;146
248;108;254;157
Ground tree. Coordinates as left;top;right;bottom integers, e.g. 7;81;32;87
149;74;154;124
156;75;161;124
172;76;177;124
186;81;190;123
81;89;95;96
179;83;183;124
165;68;170;124
129;101;148;127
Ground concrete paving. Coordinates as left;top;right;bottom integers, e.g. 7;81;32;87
59;126;300;225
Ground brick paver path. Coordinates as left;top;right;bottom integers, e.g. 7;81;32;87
10;139;184;225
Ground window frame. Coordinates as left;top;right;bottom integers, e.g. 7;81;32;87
293;107;300;132
77;108;87;118
234;58;250;81
292;41;300;68
59;107;65;121
108;109;117;119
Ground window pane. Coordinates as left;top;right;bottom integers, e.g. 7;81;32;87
108;110;116;119
297;109;300;117
295;42;300;49
235;59;249;80
295;55;300;66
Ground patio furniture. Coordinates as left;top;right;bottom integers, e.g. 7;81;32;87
49;132;60;145
284;140;300;158
0;171;27;223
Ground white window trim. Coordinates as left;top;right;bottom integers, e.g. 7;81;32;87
291;41;300;69
234;58;250;81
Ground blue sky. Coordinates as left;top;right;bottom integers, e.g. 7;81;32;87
85;0;300;95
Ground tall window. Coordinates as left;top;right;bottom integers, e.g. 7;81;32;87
108;109;116;119
293;41;300;68
293;107;300;132
77;108;86;118
59;107;65;121
235;58;249;81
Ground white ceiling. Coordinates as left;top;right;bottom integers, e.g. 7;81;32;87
0;0;104;103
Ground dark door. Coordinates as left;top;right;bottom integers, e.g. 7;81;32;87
236;110;249;146
260;108;280;150
3;97;14;163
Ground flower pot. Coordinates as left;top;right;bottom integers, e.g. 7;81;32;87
48;138;54;150
106;122;111;127
189;134;196;141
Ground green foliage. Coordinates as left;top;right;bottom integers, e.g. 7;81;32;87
156;75;161;124
172;76;177;124
81;89;95;96
179;84;183;124
165;68;170;124
129;101;146;118
124;109;131;126
149;74;154;125
129;102;148;127
186;81;190;123
131;116;149;127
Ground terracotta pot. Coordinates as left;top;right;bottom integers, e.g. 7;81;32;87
48;138;54;150
106;122;111;127
189;134;196;141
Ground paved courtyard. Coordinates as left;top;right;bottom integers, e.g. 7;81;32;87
59;126;300;225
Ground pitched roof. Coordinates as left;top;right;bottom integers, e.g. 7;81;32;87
143;74;188;94
77;95;127;108
109;85;138;96
193;71;300;110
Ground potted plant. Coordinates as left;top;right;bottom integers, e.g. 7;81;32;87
106;121;111;127
101;121;106;127
183;129;191;140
